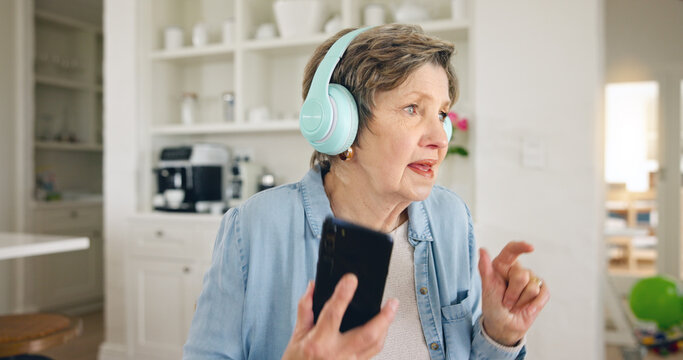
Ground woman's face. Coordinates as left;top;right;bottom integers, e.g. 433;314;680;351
354;62;451;202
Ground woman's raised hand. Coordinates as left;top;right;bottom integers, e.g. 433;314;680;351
477;241;550;346
282;274;398;360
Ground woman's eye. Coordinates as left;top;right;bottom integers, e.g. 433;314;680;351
438;112;448;123
404;104;417;115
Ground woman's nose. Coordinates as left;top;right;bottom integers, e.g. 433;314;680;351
424;116;449;149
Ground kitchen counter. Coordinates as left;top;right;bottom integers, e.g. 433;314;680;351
0;232;89;260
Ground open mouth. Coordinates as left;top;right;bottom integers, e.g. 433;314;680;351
407;159;437;179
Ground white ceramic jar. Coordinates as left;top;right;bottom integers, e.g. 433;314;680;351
192;23;208;47
181;93;198;125
273;0;325;38
164;26;183;50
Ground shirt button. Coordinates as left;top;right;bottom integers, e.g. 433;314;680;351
420;287;428;295
430;342;439;350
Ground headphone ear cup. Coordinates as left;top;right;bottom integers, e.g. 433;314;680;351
443;116;453;143
319;83;358;155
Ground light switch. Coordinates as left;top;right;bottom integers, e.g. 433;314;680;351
521;137;545;169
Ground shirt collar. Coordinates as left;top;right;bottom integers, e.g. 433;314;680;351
299;165;434;242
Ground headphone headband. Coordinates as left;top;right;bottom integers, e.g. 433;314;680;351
307;27;371;102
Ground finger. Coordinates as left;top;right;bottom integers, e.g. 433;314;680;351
342;298;399;355
520;281;550;318
314;273;358;336
292;281;315;337
492;241;534;277
478;248;494;288
510;276;542;313
502;265;531;310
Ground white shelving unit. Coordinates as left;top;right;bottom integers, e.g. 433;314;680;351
136;0;473;214
17;1;105;315
33;7;104;204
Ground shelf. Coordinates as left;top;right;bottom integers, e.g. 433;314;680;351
35;141;103;152
604;227;650;237
150;120;301;135
34;10;101;33
148;21;469;61
243;34;329;54
150;43;236;62
35;75;100;92
30;197;103;210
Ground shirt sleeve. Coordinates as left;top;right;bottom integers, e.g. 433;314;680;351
464;204;527;360
479;317;527;352
183;208;247;360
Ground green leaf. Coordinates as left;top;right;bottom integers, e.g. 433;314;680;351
447;146;469;157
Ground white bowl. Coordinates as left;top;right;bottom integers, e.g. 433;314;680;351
273;0;326;38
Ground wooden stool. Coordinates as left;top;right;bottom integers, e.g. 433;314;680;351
0;313;82;359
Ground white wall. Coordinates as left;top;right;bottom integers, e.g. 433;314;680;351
605;0;683;83
473;1;604;359
99;0;138;357
0;0;17;232
0;0;18;314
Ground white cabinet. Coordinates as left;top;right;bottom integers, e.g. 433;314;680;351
126;214;220;359
128;257;205;359
24;203;103;312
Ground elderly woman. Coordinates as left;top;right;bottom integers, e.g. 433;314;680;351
183;24;549;360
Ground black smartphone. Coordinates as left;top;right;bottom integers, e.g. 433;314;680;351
312;216;394;332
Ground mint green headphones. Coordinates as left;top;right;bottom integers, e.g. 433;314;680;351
300;27;453;155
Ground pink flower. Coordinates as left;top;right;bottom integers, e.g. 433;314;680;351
447;111;469;131
456;117;468;131
447;111;459;122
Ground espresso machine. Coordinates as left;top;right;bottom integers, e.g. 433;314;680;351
228;155;262;208
153;144;229;212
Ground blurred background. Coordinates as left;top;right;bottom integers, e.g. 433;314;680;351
0;0;680;359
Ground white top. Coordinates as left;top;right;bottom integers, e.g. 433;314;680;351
375;221;430;359
373;223;527;358
0;232;90;261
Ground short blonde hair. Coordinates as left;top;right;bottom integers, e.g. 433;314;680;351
302;24;459;169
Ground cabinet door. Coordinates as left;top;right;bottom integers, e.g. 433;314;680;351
129;220;196;258
130;258;202;358
128;218;220;261
24;227;103;310
34;207;102;231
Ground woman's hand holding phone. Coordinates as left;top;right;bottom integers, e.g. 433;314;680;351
282;274;399;360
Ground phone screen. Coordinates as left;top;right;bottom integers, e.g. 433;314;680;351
312;216;393;332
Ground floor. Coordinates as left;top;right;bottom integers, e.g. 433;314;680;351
24;309;683;360
606;345;683;360
36;310;104;360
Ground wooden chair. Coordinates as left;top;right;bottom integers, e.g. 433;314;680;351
0;313;82;359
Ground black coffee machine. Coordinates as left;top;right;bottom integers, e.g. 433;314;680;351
154;144;229;212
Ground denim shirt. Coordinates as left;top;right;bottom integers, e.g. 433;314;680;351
183;166;526;360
